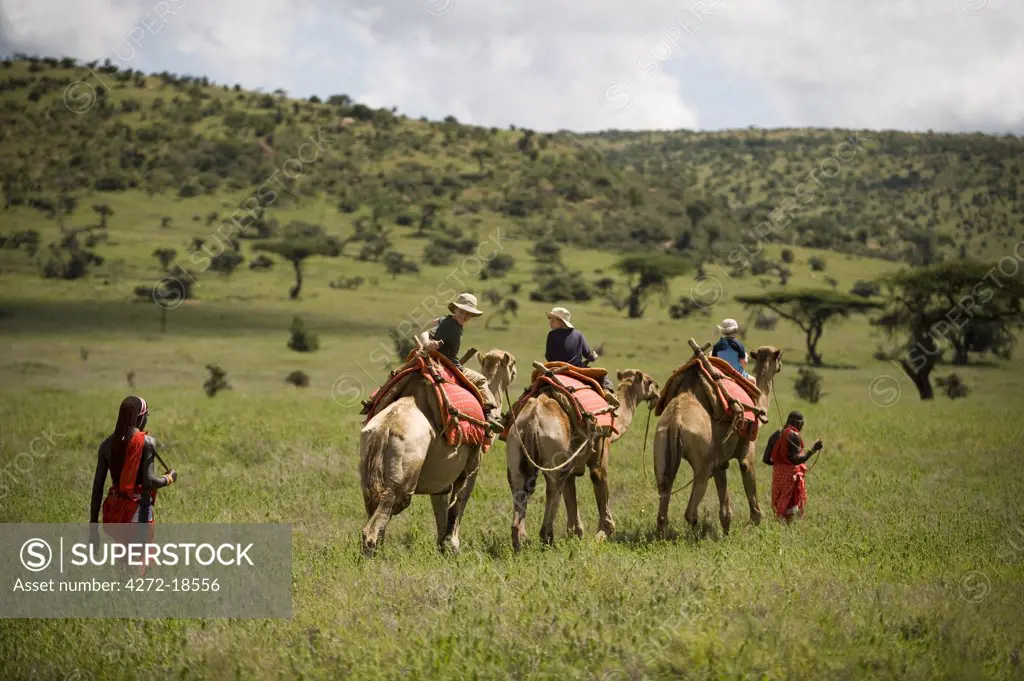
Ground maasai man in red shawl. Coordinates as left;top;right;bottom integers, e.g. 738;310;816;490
89;396;177;572
762;411;822;522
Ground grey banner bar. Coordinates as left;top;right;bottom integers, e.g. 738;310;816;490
0;524;292;618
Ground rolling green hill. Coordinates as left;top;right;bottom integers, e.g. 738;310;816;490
2;54;1022;275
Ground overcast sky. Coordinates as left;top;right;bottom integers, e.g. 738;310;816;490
1;0;1021;134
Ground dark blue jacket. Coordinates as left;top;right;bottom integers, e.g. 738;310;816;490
712;336;747;374
545;328;595;367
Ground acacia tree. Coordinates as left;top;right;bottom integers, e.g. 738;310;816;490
254;235;342;299
735;289;883;366
614;254;691;318
874;261;1024;399
93;204;114;228
471;147;494;171
152;247;177;270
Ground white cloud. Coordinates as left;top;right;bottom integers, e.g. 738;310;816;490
1;0;139;58
1;0;1021;133
703;0;1024;132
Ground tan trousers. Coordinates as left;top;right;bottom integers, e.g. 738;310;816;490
461;366;498;413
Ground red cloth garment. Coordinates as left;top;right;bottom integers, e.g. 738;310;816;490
101;430;156;526
770;425;808;519
101;430;156;574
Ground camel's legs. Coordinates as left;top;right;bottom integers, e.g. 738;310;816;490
441;452;481;554
361;494;395;556
712;465;733;535
562;475;585;539
510;484;533;553
654;430;681;538
738;447;763;526
430;492;450;550
539;473;567;546
507;436;537;553
683;462;712;531
589;440;615;540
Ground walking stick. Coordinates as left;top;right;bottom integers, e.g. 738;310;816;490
152;450;171;475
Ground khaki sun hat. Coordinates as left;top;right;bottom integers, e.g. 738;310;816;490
547;307;574;328
449;292;484;316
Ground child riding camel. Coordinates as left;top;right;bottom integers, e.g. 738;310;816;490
417;293;504;433
711;318;752;380
544;307;619;408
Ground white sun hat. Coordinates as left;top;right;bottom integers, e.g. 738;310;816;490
717;318;739;335
448;292;483;316
547;307;574;328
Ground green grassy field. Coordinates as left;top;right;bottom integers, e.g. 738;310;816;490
3;192;1024;680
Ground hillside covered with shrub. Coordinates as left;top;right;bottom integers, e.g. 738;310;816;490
1;54;1022;271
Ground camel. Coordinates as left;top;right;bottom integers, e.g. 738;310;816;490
653;346;783;538
506;368;660;551
359;348;516;556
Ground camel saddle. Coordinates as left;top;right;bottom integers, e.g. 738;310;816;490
500;361;618;441
655;354;765;442
360;350;492;452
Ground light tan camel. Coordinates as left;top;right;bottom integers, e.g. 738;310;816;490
653;346;782;538
506;368;660;552
359;349;516;556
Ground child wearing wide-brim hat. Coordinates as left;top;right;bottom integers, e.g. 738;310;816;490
711;318;751;379
418;293;502;432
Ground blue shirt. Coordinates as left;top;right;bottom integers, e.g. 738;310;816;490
711;336;746;374
545;328;595;367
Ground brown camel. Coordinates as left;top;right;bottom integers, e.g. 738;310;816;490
653;346;782;538
506;368;660;552
359;349;516;556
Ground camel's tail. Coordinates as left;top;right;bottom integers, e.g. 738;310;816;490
360;422;391;508
653;416;689;490
674;423;692;474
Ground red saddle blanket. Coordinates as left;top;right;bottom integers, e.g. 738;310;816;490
655;356;762;441
501;362;617;440
363;352;490;452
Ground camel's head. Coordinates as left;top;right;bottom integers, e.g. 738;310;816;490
616;369;660;408
478;349;517;386
752;346;783;380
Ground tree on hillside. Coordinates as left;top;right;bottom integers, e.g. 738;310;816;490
531;238;562;264
209;250;245;276
874;261;1024;399
899;225;939;267
56;194;77;218
93;204;114;228
253;235;342;299
735;289;883;366
482;253;515;279
417;200;441;237
685;200;712;231
382;251;419;279
152;247;177;270
614;254;691;319
471;147;494;171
